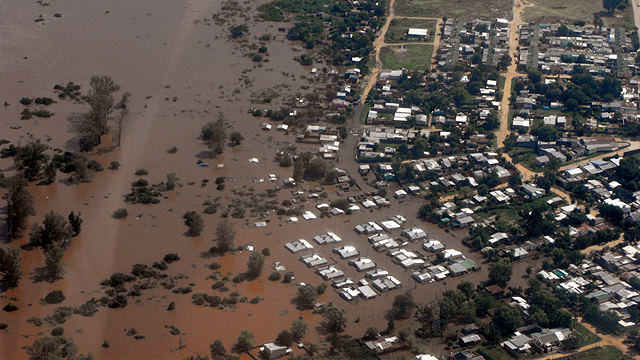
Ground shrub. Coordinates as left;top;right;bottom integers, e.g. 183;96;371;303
0;323;7;330
249;296;262;304
27;317;43;326
209;262;221;270
113;208;128;219
87;160;103;171
108;161;121;170
166;146;178;154
268;272;282;281
212;281;226;290
51;327;64;336
44;290;66;305
167;301;176;311
152;261;168;270
163;253;180;263
135;168;149;175
258;46;268;53
3;302;19;312
108;294;128;308
283;271;294;283
262;248;271;256
19;98;33;105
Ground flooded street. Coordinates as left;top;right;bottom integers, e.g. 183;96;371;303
0;0;479;358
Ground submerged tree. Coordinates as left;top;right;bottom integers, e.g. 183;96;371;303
246;251;265;278
235;330;254;353
44;243;66;280
214;219;236;253
2;174;36;239
0;246;24;288
14;139;50;180
183;211;205;237
24;336;94;360
30;210;73;247
201;112;227;156
69;75;129;150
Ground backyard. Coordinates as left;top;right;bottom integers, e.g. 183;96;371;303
385;18;437;43
380;44;433;71
395;0;512;20
523;0;635;29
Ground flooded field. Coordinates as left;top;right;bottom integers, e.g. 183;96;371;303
0;0;486;358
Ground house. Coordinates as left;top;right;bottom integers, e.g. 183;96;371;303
260;343;292;360
423;239;445;252
531;328;572;352
285;239;314;253
394;190;408;199
372;276;402;292
459;334;481;347
502;333;533;354
301;254;328;267
402;227;428;242
350;257;377;272
334;245;360;259
522;184;546;198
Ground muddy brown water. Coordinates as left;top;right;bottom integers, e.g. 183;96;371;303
0;0;488;358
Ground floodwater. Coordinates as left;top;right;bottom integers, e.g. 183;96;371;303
0;0;482;358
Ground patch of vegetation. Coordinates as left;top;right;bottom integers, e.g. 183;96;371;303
44;290;66;305
380;45;433;71
134;168;149;176
3;302;19;312
112;208;128;219
53;82;82;99
124;179;161;204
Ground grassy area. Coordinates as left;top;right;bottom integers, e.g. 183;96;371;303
395;0;512;20
499;75;506;91
523;0;635;29
361;104;371;124
575;323;602;348
555;346;629;360
509;148;545;172
385;18;437;43
478;344;514;360
380;45;433;71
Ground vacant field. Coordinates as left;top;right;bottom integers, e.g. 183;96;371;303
575;323;602;348
385;18;437;43
395;0;512;20
380;44;433;70
523;0;635;29
556;346;631;360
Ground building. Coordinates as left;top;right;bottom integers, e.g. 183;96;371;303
260;343;292;360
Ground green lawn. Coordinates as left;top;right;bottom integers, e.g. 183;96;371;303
555;346;629;360
395;0;512;20
523;0;635;29
575;323;602;348
509;148;545;172
478;345;514;360
380;44;433;71
385;18;437;43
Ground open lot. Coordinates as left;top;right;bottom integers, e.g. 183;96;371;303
380;44;433;71
523;0;635;29
395;0;512;20
385;18;437;43
575;323;602;348
556;345;629;360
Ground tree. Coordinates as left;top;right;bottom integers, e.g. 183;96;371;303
210;340;228;359
230;25;249;38
44;243;66;280
498;54;512;71
322;302;348;333
68;211;82;236
70;75;127;149
44;161;57;184
493;305;522;336
201;112;227;155
112;92;130;148
603;0;623;13
0;246;24;288
556;24;569;36
457;281;475;299
14;140;50;180
2;174;36;239
246;251;265;278
293;158;304;182
165;173;180;191
391;292;416;319
290;318;308;341
363;326;379;340
24;336;94;360
275;330;293;347
230;131;244;146
235;330;254;353
297;284;319;308
30;210;73;247
489;259;512;287
214;219;236;253
72;153;93;183
304;157;329;180
183;211;205;236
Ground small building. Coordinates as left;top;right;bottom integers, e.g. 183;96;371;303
260;343;292;360
459;334;481;347
407;28;429;37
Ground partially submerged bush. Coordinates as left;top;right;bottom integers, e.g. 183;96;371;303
113;208;128;219
44;290;66;305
